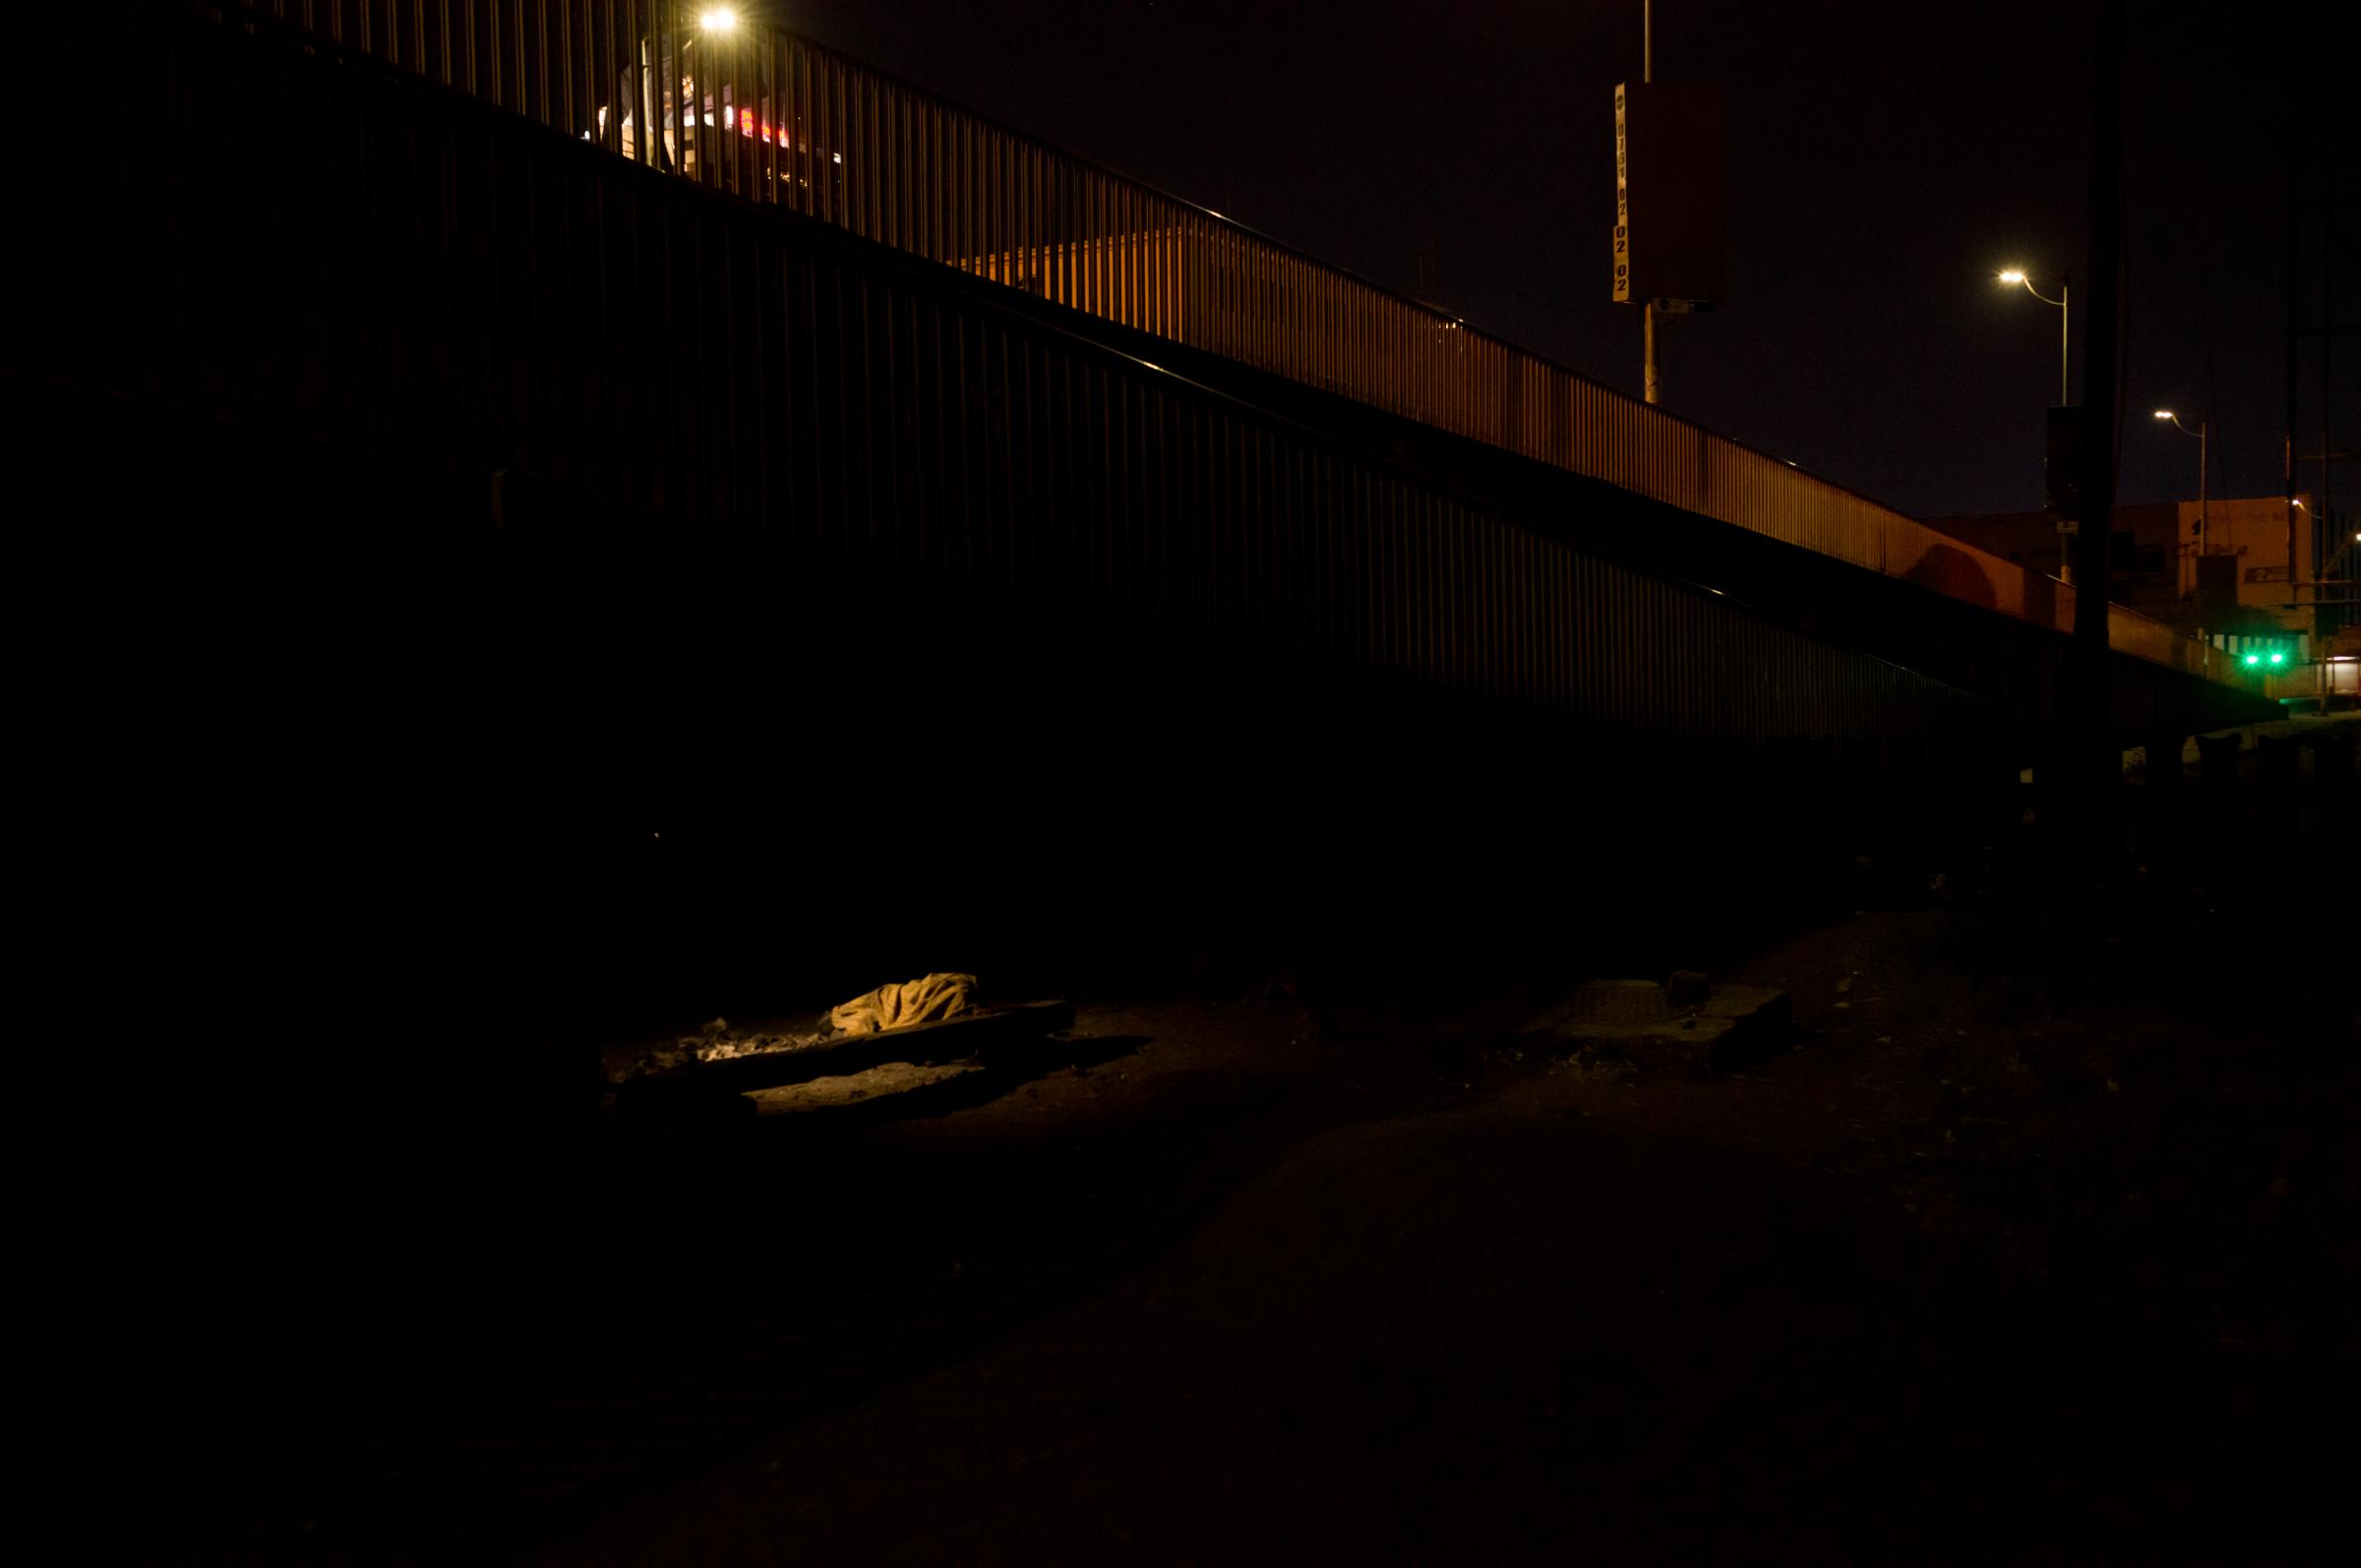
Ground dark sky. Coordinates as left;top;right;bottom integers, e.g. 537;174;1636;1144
771;2;2344;521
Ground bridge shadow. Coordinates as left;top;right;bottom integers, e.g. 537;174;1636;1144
1902;542;2001;610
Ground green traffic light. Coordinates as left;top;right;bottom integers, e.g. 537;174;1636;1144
2244;653;2262;667
2270;651;2285;665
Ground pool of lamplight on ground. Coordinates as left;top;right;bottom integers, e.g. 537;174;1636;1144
104;876;2359;1566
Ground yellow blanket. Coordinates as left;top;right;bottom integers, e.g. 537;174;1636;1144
827;972;977;1036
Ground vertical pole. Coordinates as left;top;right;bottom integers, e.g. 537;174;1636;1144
2318;160;2332;616
2073;0;2125;866
2061;278;2072;407
1641;1;1659;405
1644;302;1660;403
2286;158;2300;633
2198;420;2208;552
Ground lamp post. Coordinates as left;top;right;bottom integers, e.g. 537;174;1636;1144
1998;269;2070;407
1642;1;1658;404
2153;409;2208;595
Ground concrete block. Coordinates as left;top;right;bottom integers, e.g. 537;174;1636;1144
1520;979;1787;1074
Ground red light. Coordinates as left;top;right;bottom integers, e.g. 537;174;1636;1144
734;111;793;146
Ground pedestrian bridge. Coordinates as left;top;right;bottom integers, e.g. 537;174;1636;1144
20;0;2315;1136
24;0;2265;749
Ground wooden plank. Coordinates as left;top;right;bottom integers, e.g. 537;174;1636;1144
614;1000;1074;1115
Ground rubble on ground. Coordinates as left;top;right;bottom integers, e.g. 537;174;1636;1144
601;1016;834;1086
1519;975;1789;1073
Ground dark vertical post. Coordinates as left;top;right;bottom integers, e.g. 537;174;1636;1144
2286;157;2299;612
2072;0;2126;866
1641;0;1658;404
2318;160;2333;611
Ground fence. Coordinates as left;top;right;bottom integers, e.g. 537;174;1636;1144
17;0;1993;745
197;1;2215;686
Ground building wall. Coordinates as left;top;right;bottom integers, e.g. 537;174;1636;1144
1933;496;2314;633
1928;503;2182;606
2176;496;2314;621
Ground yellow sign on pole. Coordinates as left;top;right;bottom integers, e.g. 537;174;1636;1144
1612;84;1631;303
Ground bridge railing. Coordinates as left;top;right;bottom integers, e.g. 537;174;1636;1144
209;0;2210;683
24;1;2008;746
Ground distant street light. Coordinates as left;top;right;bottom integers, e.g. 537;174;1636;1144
1998;269;2071;406
698;7;741;32
2153;409;2209;583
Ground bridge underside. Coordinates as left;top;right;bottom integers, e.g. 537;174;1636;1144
1027;311;2272;750
19;370;1993;1037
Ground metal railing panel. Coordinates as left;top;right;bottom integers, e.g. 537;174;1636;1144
103;4;2226;732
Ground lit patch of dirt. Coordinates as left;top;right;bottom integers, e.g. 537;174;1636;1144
744;1059;984;1115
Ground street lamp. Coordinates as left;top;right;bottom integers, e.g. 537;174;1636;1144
698;7;741;32
2153;409;2208;587
1998;269;2070;406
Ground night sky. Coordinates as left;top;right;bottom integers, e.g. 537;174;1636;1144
767;1;2343;523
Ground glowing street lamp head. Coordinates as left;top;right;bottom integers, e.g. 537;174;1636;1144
699;6;741;32
2152;408;2174;420
1997;269;2027;284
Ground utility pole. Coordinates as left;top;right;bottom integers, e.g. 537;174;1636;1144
1642;0;1659;403
2199;419;2209;548
1621;1;1721;403
2072;0;2125;862
2058;274;2072;408
2287;158;2299;608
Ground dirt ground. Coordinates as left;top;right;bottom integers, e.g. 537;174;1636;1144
116;863;2356;1566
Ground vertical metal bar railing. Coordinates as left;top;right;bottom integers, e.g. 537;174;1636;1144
203;0;2213;683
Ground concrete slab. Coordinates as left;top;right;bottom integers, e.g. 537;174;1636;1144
1519;979;1788;1074
614;1000;1075;1116
744;1060;986;1116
